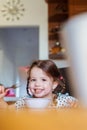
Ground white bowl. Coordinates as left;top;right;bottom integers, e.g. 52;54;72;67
25;98;51;109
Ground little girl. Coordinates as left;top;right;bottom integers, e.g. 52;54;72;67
0;60;78;109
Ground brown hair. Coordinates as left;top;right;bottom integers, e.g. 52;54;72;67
26;60;66;96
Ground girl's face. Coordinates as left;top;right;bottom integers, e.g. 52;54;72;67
28;67;57;98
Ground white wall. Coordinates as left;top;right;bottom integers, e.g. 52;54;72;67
0;0;48;59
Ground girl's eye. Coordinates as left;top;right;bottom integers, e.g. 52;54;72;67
30;79;36;82
42;79;47;81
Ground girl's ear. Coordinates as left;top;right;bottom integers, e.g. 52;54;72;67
52;81;58;90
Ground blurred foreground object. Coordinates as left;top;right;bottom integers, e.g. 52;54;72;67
1;108;87;130
61;12;87;107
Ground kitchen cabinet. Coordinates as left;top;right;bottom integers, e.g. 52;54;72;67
47;0;69;60
46;0;87;60
69;0;87;17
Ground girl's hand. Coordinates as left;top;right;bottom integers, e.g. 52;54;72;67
0;85;9;99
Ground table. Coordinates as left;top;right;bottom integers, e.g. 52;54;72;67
0;108;87;130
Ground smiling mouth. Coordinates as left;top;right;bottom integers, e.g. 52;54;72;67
34;89;43;94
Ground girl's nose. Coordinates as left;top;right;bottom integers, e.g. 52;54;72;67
35;80;41;86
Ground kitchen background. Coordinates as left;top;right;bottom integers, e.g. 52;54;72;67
0;0;87;99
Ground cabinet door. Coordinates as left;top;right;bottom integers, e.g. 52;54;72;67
69;0;87;17
48;1;69;60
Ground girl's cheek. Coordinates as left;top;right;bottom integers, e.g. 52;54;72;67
29;85;34;91
29;83;32;88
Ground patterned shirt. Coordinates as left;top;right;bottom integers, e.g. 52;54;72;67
15;93;78;109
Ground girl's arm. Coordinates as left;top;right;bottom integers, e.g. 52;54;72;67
0;98;8;109
0;85;8;108
0;85;10;109
0;85;26;109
